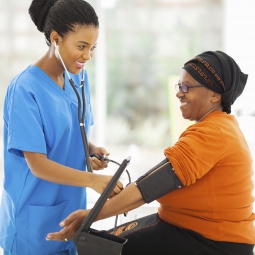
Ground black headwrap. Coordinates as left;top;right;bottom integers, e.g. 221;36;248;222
183;51;248;114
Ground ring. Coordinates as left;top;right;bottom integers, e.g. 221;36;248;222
64;238;68;242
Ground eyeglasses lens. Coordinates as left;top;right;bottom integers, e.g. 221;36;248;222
175;84;188;93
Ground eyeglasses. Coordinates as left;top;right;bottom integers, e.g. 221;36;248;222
175;84;204;93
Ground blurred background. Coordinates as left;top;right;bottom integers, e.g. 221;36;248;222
0;0;255;253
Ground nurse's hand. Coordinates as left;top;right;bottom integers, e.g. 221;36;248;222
89;146;109;170
93;174;123;197
46;209;89;242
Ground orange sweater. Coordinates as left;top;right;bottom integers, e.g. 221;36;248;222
159;111;255;244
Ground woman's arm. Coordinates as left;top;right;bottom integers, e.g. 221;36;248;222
46;183;144;241
96;183;145;220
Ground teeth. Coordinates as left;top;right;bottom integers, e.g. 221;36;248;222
181;102;187;106
76;61;84;66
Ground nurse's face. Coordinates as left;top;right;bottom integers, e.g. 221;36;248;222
56;25;99;74
176;69;222;122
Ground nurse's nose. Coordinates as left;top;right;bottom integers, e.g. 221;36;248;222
82;50;92;61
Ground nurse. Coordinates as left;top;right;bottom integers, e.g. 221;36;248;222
0;0;123;254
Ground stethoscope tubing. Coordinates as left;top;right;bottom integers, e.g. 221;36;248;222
69;76;93;173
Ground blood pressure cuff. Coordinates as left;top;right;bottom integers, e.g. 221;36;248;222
135;158;183;203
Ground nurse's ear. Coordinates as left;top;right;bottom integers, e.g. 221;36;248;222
50;31;61;47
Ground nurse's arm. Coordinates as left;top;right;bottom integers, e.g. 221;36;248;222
46;183;144;241
23;151;123;196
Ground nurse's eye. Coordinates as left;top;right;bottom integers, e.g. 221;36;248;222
91;45;97;51
78;45;85;50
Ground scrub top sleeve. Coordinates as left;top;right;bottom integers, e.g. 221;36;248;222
6;83;47;158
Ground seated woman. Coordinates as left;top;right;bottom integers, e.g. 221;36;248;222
46;50;255;255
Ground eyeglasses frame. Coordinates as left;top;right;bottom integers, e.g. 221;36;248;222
175;84;204;93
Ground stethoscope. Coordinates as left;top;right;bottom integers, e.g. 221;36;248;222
54;41;93;172
54;41;131;233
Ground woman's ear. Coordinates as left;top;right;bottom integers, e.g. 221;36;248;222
211;92;221;103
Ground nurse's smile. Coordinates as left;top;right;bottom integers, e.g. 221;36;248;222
75;61;85;69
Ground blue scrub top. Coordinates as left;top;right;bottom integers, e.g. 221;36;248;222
0;66;94;254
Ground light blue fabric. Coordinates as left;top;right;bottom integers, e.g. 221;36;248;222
3;235;77;255
0;66;93;254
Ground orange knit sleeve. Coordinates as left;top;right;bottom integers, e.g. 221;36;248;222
164;122;226;186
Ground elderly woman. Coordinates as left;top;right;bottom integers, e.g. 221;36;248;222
47;51;255;255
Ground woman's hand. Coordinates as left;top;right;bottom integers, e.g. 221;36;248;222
46;209;90;242
46;184;145;242
89;145;110;170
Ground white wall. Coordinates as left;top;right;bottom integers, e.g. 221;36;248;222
224;0;255;116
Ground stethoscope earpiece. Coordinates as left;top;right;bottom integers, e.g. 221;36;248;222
53;41;58;48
